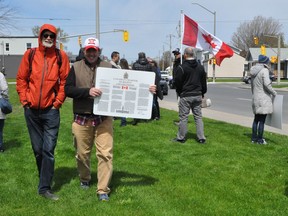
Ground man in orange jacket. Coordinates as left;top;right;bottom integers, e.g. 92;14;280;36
16;24;70;201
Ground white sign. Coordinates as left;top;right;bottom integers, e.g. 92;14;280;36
265;95;283;129
93;67;155;119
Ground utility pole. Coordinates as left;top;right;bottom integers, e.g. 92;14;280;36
264;34;281;85
96;0;100;41
162;45;165;71
277;35;281;85
192;3;216;82
167;34;175;73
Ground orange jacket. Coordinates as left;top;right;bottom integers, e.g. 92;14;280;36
16;24;70;109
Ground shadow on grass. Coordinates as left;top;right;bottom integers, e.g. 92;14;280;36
110;170;158;191
284;180;288;197
53;167;77;192
4;139;22;150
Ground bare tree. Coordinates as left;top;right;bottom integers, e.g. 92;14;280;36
158;51;172;71
32;26;69;43
32;26;40;37
231;16;285;57
0;0;17;35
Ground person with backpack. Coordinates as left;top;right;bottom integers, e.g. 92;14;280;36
16;24;70;201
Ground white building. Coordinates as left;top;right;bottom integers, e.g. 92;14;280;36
206;53;246;79
0;36;38;78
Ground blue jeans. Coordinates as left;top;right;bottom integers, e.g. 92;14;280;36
252;114;267;142
0;119;4;148
24;107;60;194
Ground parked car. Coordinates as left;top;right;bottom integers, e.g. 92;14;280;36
159;80;168;95
168;78;175;89
160;71;169;81
242;71;276;84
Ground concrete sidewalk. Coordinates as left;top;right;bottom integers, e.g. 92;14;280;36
159;99;287;136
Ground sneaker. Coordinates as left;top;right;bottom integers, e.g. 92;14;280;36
198;139;206;144
99;193;109;201
174;121;180;126
80;182;90;189
0;146;4;153
171;138;186;143
39;191;59;201
258;139;267;145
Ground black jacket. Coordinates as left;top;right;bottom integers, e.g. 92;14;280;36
175;59;207;98
132;58;163;100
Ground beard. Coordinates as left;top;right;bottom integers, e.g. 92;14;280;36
42;40;54;48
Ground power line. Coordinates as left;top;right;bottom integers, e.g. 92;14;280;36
14;17;71;20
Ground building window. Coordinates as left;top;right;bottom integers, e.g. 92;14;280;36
5;43;9;51
26;43;32;50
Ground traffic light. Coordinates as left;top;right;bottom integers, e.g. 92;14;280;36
123;31;129;42
60;43;64;50
270;56;278;64
78;36;82;47
260;45;266;55
254;36;259;45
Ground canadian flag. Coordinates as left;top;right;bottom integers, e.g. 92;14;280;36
182;14;234;66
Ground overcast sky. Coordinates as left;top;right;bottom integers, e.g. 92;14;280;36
7;0;288;63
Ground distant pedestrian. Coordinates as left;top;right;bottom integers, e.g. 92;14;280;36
148;59;162;120
119;58;129;126
110;51;121;69
172;47;207;144
1;66;6;76
250;54;277;144
131;52;161;125
171;48;181;89
0;71;9;152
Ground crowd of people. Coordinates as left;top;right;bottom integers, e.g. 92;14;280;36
0;23;277;202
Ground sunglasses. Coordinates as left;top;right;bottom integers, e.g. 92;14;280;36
43;33;56;39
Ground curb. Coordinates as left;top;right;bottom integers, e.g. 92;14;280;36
159;100;287;136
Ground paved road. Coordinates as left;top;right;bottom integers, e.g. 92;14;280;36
159;82;287;136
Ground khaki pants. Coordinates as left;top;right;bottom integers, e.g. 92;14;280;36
72;117;113;194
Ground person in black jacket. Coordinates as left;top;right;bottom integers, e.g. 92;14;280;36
149;59;162;120
131;52;162;125
172;47;207;144
171;48;181;89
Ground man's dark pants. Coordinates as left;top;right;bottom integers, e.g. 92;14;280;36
24;107;59;194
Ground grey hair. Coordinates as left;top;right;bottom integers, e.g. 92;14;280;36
184;47;195;58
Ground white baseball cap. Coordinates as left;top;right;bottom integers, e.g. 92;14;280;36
84;37;100;51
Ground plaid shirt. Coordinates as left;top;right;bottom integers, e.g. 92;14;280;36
74;114;103;127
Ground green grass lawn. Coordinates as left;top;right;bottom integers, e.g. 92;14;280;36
1;84;288;216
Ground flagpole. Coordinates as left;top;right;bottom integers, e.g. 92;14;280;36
180;10;184;64
191;3;216;82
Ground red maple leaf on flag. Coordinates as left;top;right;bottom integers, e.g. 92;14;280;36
202;33;217;49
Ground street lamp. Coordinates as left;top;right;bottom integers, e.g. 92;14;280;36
264;34;281;85
191;3;216;82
